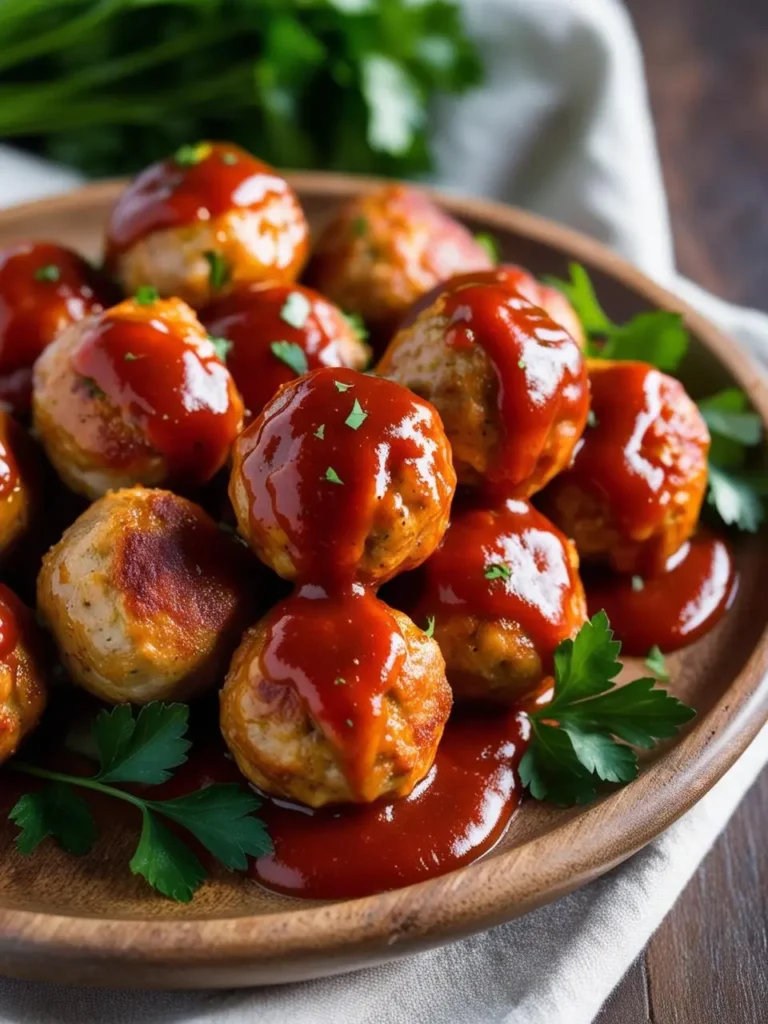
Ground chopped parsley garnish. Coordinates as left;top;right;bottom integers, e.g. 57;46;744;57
80;376;105;400
485;563;512;581
352;216;368;237
134;285;159;305
346;719;354;728
123;352;140;362
545;263;689;371
222;152;239;165
334;380;353;393
631;576;644;593
519;612;695;805
587;410;598;428
209;336;232;362
324;466;344;485
517;358;526;370
345;398;368;430
270;340;308;376
34;264;60;282
645;645;670;682
343;311;369;343
424;616;436;638
204;251;231;291
7;703;272;903
280;291;311;329
314;424;325;440
334;677;346;686
474;232;500;263
174;142;212;166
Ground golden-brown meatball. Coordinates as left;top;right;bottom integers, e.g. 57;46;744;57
401;263;585;348
229;366;456;585
378;282;589;495
0;412;41;563
33;295;243;499
400;498;586;704
220;590;452;807
37;487;254;705
201;282;369;423
0;584;47;765
541;360;710;577
304;184;493;354
105;142;309;308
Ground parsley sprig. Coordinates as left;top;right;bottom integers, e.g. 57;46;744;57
520;612;695;806
7;703;272;903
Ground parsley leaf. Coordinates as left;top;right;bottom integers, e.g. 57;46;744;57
174;142;212;166
314;424;325;440
645;645;670;682
130;809;205;904
474;232;500;263
345;398;368;430
93;702;191;785
343;311;369;343
484;563;511;581
699;389;762;450
520;612;695;806
324;466;344;485
204;251;231;291
707;463;765;532
209;336;232;362
424;615;436;638
270;340;308;376
34;263;60;282
134;285;158;305
280;291;311;329
545;263;688;371
334;380;353;392
10;783;96;856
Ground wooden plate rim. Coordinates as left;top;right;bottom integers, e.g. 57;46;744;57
1;175;767;978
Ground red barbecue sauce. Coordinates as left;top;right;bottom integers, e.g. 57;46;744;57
202;283;365;423
440;283;588;492
71;308;242;485
586;532;737;655
0;584;21;659
0;413;22;502
0;242;113;413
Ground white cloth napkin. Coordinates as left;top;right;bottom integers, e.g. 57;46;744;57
1;1;767;1021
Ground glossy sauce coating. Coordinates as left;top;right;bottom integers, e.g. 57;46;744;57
413;499;585;672
442;283;588;491
259;588;407;801
586;533;737;654
71;302;242;485
234;366;455;584
0;414;21;502
202;283;367;422
0;584;20;660
0;243;113;413
105;142;306;257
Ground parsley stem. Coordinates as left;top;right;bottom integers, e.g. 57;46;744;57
7;762;147;812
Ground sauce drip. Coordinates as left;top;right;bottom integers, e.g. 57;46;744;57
239;366;454;584
441;283;588;491
202;283;362;422
106;142;306;257
71;311;241;485
259;588;407;801
564;361;710;541
410;498;585;671
252;708;528;899
586;532;737;654
0;242;112;413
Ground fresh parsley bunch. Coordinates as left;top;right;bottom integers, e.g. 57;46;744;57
0;0;481;178
521;612;695;805
547;263;768;532
8;703;272;902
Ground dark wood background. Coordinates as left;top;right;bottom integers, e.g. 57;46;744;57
598;1;768;1019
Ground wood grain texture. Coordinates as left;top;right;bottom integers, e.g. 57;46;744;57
0;178;767;989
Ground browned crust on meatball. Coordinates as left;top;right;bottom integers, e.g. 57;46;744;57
0;590;47;765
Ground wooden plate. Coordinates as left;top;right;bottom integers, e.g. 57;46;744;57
0;176;766;990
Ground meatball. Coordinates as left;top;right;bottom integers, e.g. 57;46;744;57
401;498;586;704
0;242;114;414
0;584;47;765
202;282;369;423
37;487;254;705
402;263;585;348
220;589;452;807
229;367;456;585
378;282;589;494
304;184;493;355
541;360;710;577
105;142;309;308
33;295;243;499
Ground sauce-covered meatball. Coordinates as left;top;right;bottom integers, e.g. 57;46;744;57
541;360;710;576
304;184;493;354
405;499;586;704
230;367;456;585
220;589;452;807
0;412;40;563
37;487;254;705
202;282;369;423
402;263;585;348
105;142;309;308
378;282;589;494
33;295;243;499
0;584;47;765
0;242;114;414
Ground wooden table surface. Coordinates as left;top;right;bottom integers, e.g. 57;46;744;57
598;2;768;1020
